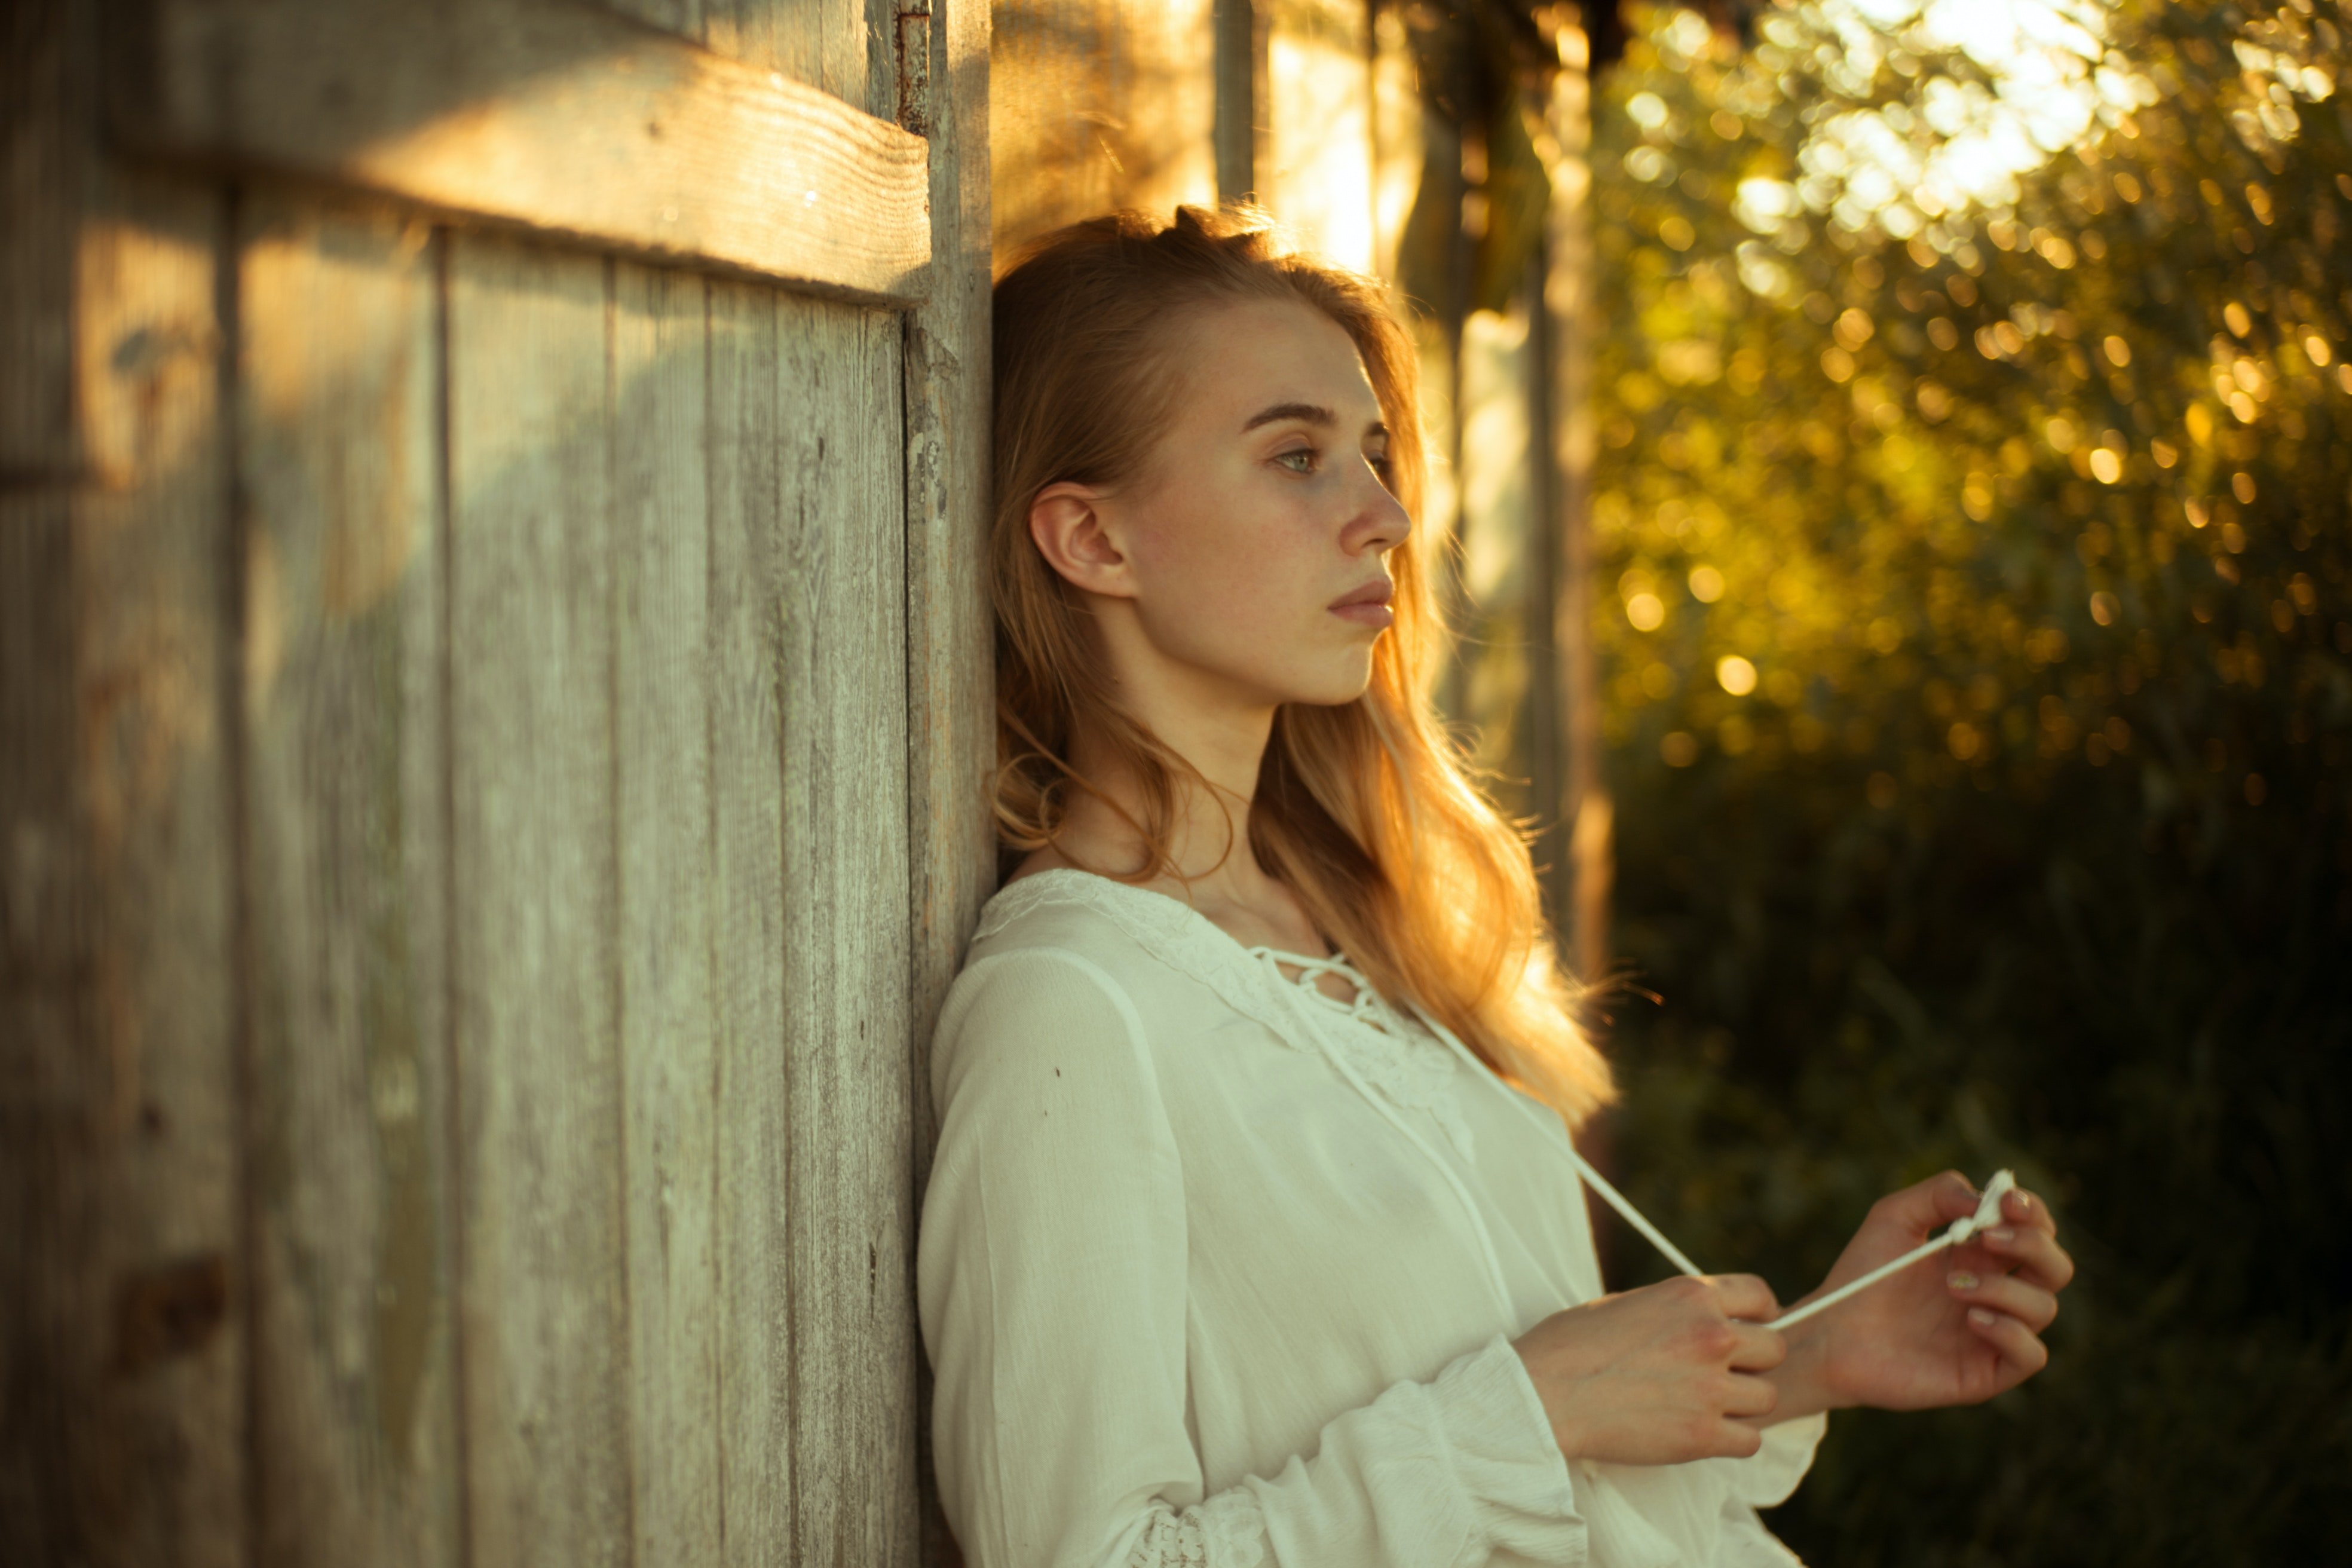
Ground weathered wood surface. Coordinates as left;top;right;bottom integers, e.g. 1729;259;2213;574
778;292;921;1560
446;234;632;1568
902;3;996;1562
2;0;75;476
609;0;899;120
10;1;991;1563
235;194;463;1567
611;258;724;1568
904;0;995;1169
112;0;933;304
0;163;244;1563
704;276;800;1566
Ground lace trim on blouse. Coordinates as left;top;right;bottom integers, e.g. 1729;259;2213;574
1124;1490;1268;1568
976;871;1475;1160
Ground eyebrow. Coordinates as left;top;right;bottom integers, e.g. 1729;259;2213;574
1241;400;1389;439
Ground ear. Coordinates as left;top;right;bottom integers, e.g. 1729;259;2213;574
1028;482;1136;599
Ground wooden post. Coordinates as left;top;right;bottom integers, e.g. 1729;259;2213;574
1212;0;1266;203
1544;13;1609;986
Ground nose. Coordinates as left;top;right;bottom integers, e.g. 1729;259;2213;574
1344;459;1413;558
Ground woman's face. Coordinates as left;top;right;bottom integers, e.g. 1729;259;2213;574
1035;296;1413;712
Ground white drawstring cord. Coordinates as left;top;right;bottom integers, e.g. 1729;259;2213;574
1404;997;2013;1330
1407;1004;1702;1275
1769;1169;2015;1328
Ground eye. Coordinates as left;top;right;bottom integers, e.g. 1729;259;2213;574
1275;448;1318;474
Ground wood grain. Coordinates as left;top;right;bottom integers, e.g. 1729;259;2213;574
773;290;920;1565
691;0;895;123
3;168;244;1567
703;275;794;1567
611;259;724;1568
445;232;629;1568
114;0;932;305
902;0;994;1164
900;4;995;1560
233;194;462;1568
1;0;75;476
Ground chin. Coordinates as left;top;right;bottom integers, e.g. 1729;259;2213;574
1275;655;1378;709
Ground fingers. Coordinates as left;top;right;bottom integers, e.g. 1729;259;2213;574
1875;1169;1981;1234
1963;1303;2049;1383
1726;1321;1787;1372
2002;1183;2059;1241
1721;1370;1780;1420
1707;1416;1768;1458
1708;1273;1781;1324
1977;1218;2076;1291
1946;1267;2059;1332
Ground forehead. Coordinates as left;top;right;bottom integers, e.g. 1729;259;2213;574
1163;296;1382;427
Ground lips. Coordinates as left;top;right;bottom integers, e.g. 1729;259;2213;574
1328;577;1395;628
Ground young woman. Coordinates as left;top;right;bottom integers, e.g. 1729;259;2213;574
915;206;2073;1568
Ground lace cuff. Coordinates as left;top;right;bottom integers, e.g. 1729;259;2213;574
1426;1333;1589;1564
1123;1490;1267;1568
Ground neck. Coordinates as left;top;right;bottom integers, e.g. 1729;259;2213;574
1037;601;1326;950
1062;699;1270;886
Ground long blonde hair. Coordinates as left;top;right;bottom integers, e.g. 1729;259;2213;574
991;204;1614;1128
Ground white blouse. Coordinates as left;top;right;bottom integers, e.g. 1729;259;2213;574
917;868;1826;1568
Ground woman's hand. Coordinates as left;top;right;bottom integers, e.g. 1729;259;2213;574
1770;1170;2075;1420
1511;1274;1787;1465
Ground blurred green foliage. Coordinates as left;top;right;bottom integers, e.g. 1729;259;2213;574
1585;2;2352;1560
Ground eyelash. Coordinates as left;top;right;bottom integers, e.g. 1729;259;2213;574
1276;447;1395;479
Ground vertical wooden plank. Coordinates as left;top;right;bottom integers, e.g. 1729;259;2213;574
902;1;994;1554
233;194;460;1568
1211;0;1265;204
4;9;243;1561
0;1;88;1544
1;0;75;476
82;181;244;1568
0;492;78;1562
600;0;708;41
903;0;993;1138
4;171;244;1566
611;259;722;1568
705;275;794;1568
696;0;883;117
776;294;917;1563
445;232;629;1568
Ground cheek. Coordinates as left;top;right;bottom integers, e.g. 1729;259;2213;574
1135;488;1309;611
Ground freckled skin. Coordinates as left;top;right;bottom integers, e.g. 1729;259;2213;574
1013;295;1413;954
1092;298;1410;710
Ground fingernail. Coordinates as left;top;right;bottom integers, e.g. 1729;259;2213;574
1947;1270;1979;1291
1984;1226;2016;1243
1967;1307;1997;1327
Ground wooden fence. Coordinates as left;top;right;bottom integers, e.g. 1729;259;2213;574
2;1;991;1562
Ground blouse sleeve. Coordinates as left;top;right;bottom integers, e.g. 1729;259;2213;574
918;948;1590;1568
